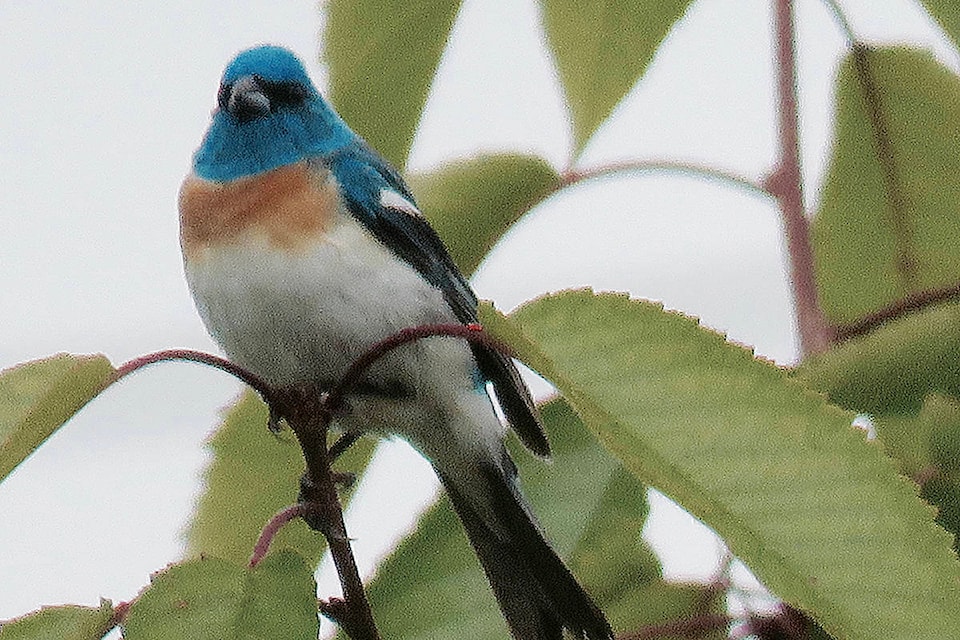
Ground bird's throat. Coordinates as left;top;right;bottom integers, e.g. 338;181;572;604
179;162;339;260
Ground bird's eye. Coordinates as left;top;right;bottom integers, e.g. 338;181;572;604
261;80;310;109
217;83;231;112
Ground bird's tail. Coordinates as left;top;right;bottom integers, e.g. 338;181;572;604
436;461;613;640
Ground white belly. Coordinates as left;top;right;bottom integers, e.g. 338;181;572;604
184;215;466;394
185;211;509;474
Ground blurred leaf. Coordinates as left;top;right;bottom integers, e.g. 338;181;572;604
124;552;317;640
0;601;114;640
864;394;960;478
919;2;960;52
510;289;960;640
796;300;960;415
185;390;376;568
814;47;960;325
928;395;960;474
125;557;245;640
868;394;960;553
540;0;692;154
602;581;725;640
566;470;658;605
356;399;661;639
871;412;938;478
409;154;560;277
0;354;114;483
324;0;462;168
921;475;960;553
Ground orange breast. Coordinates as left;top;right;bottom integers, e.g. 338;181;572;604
179;163;339;260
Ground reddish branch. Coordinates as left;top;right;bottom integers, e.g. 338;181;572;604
768;0;832;357
112;349;273;397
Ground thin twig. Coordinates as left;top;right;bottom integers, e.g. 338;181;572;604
111;324;513;640
820;0;857;48
294;411;378;640
329;432;362;460
112;349;381;639
563;160;772;201
112;349;273;398
291;323;509;639
832;280;960;342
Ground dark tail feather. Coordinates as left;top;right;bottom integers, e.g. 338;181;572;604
438;465;613;640
472;344;550;458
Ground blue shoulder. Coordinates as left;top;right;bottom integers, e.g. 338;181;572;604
326;144;479;321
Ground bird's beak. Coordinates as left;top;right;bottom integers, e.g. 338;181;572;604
228;75;271;121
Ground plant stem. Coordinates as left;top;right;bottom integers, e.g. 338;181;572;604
113;349;382;640
820;0;857;48
832;281;960;342
770;0;831;357
563;160;772;202
297;413;380;640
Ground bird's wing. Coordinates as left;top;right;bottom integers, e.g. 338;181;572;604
325;145;549;456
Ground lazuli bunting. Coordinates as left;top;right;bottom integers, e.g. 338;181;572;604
180;45;611;640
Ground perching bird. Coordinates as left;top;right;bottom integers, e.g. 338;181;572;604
180;45;612;640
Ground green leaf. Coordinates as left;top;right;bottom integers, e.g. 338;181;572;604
124;552;317;640
871;412;939;478
324;0;462;168
185;390;376;568
358;399;664;638
235;552;320;639
540;0;692;154
796;300;960;415
870;393;960;552
510;289;960;640
919;1;960;52
408;154;561;277
125;558;245;640
813;47;960;325
0;354;114;483
0;601;115;640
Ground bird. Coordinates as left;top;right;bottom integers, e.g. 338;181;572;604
180;44;612;640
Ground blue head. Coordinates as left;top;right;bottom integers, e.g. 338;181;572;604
193;46;357;182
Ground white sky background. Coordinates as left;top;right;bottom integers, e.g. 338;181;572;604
1;0;957;630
